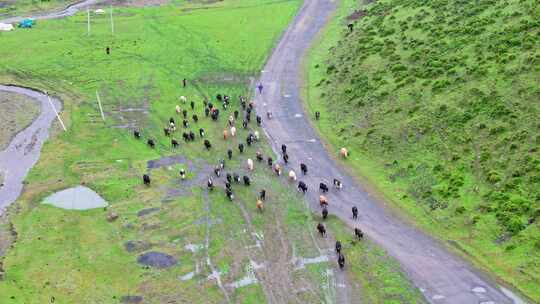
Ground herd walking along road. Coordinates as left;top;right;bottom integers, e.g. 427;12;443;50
254;0;523;303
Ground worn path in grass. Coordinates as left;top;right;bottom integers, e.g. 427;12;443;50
0;85;62;215
255;0;517;303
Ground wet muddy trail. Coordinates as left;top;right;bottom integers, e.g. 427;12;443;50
0;85;62;215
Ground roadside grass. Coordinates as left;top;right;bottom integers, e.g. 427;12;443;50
304;0;540;301
0;91;41;151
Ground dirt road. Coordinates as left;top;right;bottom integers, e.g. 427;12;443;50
255;0;520;303
0;0;100;24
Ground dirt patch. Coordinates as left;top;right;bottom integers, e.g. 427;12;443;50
194;72;252;86
137;207;160;217
347;9;366;21
147;155;192;170
124;240;152;253
0;91;40;151
121;295;143;304
137;251;177;269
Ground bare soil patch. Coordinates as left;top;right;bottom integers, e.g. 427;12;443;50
0;91;40;151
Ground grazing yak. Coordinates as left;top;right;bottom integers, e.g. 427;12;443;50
233;173;241;183
338;253;345;269
175;105;181;114
147;139;155;148
230;126;237;137
238;143;244;153
223;129;228;140
259;189;266;201
256;151;263;162
227;149;233;160
204;139;212;150
171;139;179;148
143;174;151;186
354;228;364;240
288;170;297;181
340;147;349;158
247;159;254;171
333;178;342;189
322;207;328;220
267;157;273;167
274;164;282;176
179;95;187;103
319;183;329;193
283;153;289;164
317;223;326;237
243;176;251;186
281;144;287;154
352;206;358;219
207;178;214;190
256;115;262;126
256;199;264;213
180;169;186;180
298;181;308;193
300;163;307;175
319;195;328;207
192;114;198;123
133;130;141;139
226;188;234;201
335;241;342;254
199;128;205;137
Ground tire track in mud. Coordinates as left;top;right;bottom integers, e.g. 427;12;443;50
202;190;232;303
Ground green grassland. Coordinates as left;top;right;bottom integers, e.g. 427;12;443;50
0;0;422;302
305;0;540;300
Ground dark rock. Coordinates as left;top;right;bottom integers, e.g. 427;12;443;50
137;251;177;269
121;295;143;304
107;212;119;222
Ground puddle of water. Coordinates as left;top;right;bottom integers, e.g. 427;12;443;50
42;186;108;210
184;243;204;253
432;294;445;300
294;255;329;270
180;271;195;281
229;273;258;289
472;286;487;293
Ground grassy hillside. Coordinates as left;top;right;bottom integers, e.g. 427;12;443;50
306;0;540;300
0;0;423;302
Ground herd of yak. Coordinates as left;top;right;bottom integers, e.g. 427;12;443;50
133;90;363;270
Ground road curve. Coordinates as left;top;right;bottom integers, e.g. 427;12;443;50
0;85;62;215
0;0;100;24
255;0;519;303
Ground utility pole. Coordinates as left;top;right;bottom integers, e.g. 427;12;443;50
87;8;90;36
110;5;114;35
96;91;105;122
47;94;67;132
